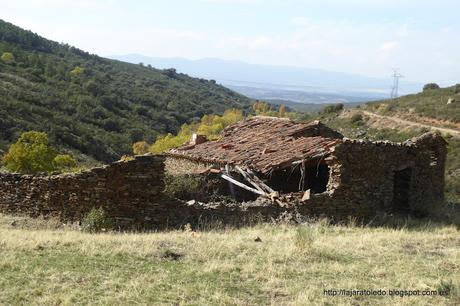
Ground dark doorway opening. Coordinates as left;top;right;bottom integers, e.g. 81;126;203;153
392;167;412;213
269;163;330;194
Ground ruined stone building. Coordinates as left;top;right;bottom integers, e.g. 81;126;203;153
0;116;448;227
168;116;447;217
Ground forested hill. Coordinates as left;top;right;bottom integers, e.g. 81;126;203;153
0;19;251;162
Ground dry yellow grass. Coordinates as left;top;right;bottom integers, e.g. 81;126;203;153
0;214;459;305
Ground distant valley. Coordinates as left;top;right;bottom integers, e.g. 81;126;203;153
110;54;423;105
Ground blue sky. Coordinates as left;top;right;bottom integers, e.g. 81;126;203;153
1;0;459;84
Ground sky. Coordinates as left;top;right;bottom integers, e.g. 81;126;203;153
1;0;459;84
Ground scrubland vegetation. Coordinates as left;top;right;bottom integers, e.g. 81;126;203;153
0;19;250;162
364;84;460;124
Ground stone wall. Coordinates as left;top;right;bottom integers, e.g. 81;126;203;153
299;132;447;218
0;132;448;228
0;155;184;227
170;132;447;220
162;132;447;221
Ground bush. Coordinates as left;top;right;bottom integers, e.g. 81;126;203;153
53;154;77;170
132;141;150;155
70;66;85;77
2;131;78;174
164;174;202;199
150;124;193;153
2;131;57;174
81;207;114;233
423;83;440;91
323;103;344;114
350;114;364;125
1;52;15;64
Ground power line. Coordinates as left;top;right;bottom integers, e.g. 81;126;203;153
390;69;404;99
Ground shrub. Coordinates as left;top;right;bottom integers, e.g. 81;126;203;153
81;207;114;233
70;66;85;76
2;131;57;174
278;105;286;117
323;103;344;114
1;52;15;64
423;83;440;91
132;141;150;155
252;101;271;115
164;174;202;199
53;154;77;170
350;114;364;125
2;131;78;174
150;124;193;153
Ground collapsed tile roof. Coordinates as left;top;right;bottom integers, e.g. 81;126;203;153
168;116;344;174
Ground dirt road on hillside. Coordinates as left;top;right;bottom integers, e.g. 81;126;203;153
361;111;460;137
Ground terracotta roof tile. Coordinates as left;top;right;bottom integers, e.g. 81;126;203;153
168;117;343;174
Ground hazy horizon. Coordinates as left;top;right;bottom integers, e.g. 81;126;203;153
1;0;459;85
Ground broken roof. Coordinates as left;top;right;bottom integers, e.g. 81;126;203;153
168;116;343;174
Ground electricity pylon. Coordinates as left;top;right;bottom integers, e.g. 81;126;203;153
390;69;403;99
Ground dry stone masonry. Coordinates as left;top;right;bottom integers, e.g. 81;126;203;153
0;120;448;228
0;155;182;227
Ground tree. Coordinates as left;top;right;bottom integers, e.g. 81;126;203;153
150;124;193;153
2;131;77;174
252;101;271;115
1;52;15;64
70;66;85;76
279;105;286;117
2;131;57;174
323;103;344;114
423;83;440;91
132;141;150;155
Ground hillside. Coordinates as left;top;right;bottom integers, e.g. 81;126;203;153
0;20;251;162
364;85;460;127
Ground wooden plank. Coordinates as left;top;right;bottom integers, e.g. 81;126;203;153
221;174;266;196
246;169;275;193
234;166;266;194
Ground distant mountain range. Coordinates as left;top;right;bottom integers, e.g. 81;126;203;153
110;54;424;104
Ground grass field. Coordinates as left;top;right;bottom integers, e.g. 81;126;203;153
0;215;459;305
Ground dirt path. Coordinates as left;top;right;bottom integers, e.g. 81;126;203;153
361;111;460;137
